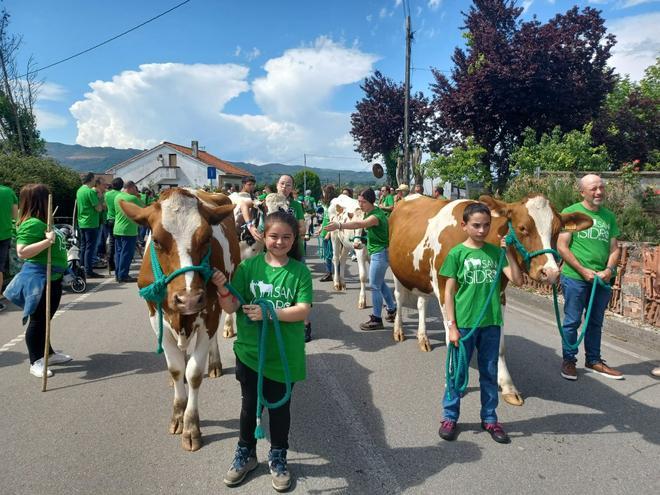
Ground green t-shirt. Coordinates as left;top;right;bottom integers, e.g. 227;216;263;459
105;189;121;221
302;195;316;213
16;218;67;280
320;203;330;238
561;203;620;282
0;185;18;241
113;192;144;236
258;193;268;201
140;193;155;206
76;185;100;228
233;253;313;383
365;207;389;255
288;199;304;221
439;243;508;328
379;194;395;217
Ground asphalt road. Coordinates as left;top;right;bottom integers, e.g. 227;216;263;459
1;247;658;495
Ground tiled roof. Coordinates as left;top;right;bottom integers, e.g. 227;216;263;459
164;142;252;177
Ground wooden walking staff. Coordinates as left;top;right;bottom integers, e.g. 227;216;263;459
42;194;54;392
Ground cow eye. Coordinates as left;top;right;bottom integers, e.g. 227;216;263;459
518;225;527;235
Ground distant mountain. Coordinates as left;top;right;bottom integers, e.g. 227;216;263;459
45;142;383;185
45;142;145;172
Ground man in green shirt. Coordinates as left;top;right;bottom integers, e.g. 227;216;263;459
104;177;124;274
378;186;395;216
557;174;622;381
0;184;18;311
76;172;104;278
113;181;144;283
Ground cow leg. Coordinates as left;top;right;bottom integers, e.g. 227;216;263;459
207;331;223;378
393;277;405;342
416;295;431;352
181;330;210;451
222;311;235;338
159;328;188;436
357;249;368;309
332;241;346;291
497;308;523;406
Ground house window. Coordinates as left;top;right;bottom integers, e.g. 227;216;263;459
168;154;177;167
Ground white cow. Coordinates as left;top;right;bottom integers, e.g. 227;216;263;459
327;194;370;308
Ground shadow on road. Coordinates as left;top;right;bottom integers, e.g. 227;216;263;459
503;335;660;446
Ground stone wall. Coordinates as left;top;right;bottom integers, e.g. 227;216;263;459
521;242;659;327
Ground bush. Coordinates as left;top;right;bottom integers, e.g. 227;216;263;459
0;154;81;218
503;175;580;212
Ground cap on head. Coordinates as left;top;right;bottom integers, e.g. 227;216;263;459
396;184;409;193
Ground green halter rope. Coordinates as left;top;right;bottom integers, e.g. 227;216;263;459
138;242;214;354
223;283;293;440
444;221;609;399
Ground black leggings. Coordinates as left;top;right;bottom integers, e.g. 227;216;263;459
26;279;62;364
235;355;293;451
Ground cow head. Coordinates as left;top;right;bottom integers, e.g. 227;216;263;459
120;188;235;315
328;194;366;249
480;195;592;284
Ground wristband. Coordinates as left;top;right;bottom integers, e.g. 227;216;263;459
219;290;232;298
606;265;617;276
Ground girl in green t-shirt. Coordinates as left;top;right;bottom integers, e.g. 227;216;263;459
438;202;522;444
212;210;312;492
15;184;73;378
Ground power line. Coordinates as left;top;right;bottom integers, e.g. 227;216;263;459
19;0;192;78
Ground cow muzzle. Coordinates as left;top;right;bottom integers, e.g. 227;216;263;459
530;261;560;285
171;288;206;315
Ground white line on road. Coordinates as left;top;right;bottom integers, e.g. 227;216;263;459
0;277;115;354
507;303;654;362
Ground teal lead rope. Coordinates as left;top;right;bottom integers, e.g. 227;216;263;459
223;284;292;440
138;242;214;353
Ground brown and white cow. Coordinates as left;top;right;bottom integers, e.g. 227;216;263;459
327;194;369;308
120;188;240;451
389;194;592;405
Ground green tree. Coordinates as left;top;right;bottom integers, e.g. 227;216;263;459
0;154;81;216
425;137;490;188
510;124;610;174
293;169;321;200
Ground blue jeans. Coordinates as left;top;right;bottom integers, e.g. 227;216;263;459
114;235;137;280
322;237;333;273
560;275;611;365
443;325;501;424
368;249;396;319
79;227;99;275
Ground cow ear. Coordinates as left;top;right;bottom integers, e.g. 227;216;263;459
335;205;345;215
479;195;510;217
120;200;152;226
561;212;593;232
201;203;235;225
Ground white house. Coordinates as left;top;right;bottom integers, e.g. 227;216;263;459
106;140;252;192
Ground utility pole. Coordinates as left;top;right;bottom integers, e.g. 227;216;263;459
401;13;412;186
303;153;307;194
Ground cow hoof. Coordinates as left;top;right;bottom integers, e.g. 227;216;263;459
393;331;405;342
358;300;366;309
181;430;202;452
208;362;223;378
169;416;183;435
223;327;235;338
418;338;431;352
502;392;524;406
333;283;341;291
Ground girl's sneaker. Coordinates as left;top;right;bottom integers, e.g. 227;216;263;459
29;358;53;378
223;445;258;487
268;448;291;492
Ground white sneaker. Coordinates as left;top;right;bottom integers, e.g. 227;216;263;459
48;352;73;365
29;358;54;378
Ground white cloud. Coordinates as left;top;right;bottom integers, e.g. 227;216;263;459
379;7;390;18
246;47;261;61
394;0;402;6
38;82;67;101
608;12;660;80
234;46;241;57
35;106;68;130
522;0;534;12
366;14;373;22
69;39;379;168
621;0;659;7
428;0;441;10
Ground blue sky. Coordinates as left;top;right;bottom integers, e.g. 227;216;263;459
6;0;659;169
